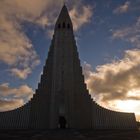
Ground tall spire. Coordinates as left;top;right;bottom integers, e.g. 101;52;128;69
63;0;66;6
55;5;73;31
0;3;137;131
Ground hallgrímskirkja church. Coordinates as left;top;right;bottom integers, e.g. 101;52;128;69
0;5;137;130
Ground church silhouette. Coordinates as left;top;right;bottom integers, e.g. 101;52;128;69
0;5;137;130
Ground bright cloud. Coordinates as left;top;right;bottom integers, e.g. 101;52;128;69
113;1;130;14
10;68;32;80
0;0;41;79
83;49;140;115
0;99;24;112
0;83;33;99
83;16;140;116
0;83;34;111
70;5;93;31
83;49;140;102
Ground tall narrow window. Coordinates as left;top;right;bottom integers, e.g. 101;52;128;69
67;24;70;29
58;24;61;29
63;22;65;28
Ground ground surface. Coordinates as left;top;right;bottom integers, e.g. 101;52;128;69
0;129;140;140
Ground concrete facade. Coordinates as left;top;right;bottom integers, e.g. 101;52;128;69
0;5;137;130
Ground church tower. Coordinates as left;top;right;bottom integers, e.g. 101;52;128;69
30;5;93;129
0;4;136;130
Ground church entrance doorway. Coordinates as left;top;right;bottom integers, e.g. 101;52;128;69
59;116;67;129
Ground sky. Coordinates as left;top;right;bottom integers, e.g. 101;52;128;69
0;0;140;120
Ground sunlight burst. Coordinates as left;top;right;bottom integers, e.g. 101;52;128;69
116;100;138;113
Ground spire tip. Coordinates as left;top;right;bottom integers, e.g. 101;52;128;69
63;0;66;7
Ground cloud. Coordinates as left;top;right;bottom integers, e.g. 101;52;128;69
0;0;42;79
112;16;140;48
0;83;34;111
36;1;93;37
113;1;140;15
69;5;93;31
0;0;93;78
0;99;24;112
113;1;130;14
10;68;32;80
83;49;140;112
83;15;140;117
0;83;33;100
0;83;34;100
0;0;93;111
35;0;93;31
